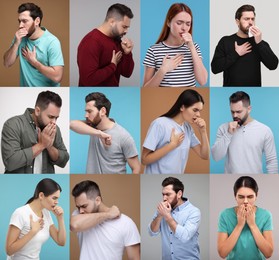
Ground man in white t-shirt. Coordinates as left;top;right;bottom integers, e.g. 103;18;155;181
70;180;140;260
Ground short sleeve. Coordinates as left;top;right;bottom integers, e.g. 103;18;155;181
189;125;200;148
218;210;228;233
123;216;141;247
263;210;273;231
48;38;64;66
44;210;54;226
143;119;164;151
194;42;202;59
10;208;25;230
143;47;156;68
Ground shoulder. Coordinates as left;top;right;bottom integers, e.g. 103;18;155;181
256;207;272;217
218;34;237;43
219;207;234;217
252;120;273;133
119;214;137;227
148;42;164;50
186;201;201;216
12;205;29;216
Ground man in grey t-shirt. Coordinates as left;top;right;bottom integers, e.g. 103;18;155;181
70;92;140;174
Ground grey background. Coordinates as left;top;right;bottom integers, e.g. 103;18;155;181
141;174;209;260
210;0;279;87
70;0;140;87
210;174;279;260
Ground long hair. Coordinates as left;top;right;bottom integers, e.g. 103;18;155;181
161;89;204;118
26;178;62;204
233;176;258;197
156;3;193;44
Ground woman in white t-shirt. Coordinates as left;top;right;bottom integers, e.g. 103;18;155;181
141;89;209;174
6;178;66;260
142;3;208;87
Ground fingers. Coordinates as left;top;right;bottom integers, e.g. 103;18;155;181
53;206;64;216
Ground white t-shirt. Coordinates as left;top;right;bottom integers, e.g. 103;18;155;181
7;204;53;260
73;210;140;260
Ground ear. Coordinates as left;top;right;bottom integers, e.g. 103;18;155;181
39;192;45;200
34;17;40;27
177;190;183;199
235;19;240;27
180;105;185;112
34;106;40;116
100;107;107;117
95;196;101;206
247;105;252;114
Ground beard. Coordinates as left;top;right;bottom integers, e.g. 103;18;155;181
233;111;249;126
37;114;47;130
87;114;102;128
239;23;250;35
111;25;126;42
26;22;36;38
169;196;179;209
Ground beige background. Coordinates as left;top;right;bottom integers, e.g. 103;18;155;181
0;0;69;86
70;174;140;260
141;88;210;173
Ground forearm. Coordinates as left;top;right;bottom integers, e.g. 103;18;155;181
257;41;278;70
150;215;163;233
120;53;134;78
141;143;176;165
218;226;243;258
164;214;177;233
6;230;36;256
3;43;19;67
250;226;273;258
143;68;166;87
211;131;232;161
190;47;208;86
56;217;66;246
32;143;46;159
70;212;111;232
31;61;63;83
198;130;210;159
47;146;59;163
70;120;101;136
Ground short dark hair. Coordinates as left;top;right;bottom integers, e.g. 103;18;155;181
235;5;255;20
72;180;102;200
18;3;43;26
233;176;258;196
162;177;184;194
85;92;111;116
35;91;62;111
229;91;250;107
105;3;133;21
26;178;62;204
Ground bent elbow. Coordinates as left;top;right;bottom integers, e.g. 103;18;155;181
263;248;273;258
53;74;63;84
217;249;227;259
70;221;79;233
57;240;66;246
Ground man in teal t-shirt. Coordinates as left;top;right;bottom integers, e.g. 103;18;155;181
3;3;64;87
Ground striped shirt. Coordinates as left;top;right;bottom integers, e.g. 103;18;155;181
143;41;202;87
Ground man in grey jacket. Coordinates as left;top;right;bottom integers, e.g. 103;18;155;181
1;90;69;173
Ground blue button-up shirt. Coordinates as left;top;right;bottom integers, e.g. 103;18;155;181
148;198;201;260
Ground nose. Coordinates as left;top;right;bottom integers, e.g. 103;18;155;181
50;118;57;124
195;111;200;118
244;197;248;203
79;208;84;214
163;195;168;201
54;200;58;205
19;21;24;28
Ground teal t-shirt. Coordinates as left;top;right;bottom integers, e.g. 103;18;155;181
14;27;64;87
218;207;273;260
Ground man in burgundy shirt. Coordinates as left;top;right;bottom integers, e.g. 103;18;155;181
77;3;134;87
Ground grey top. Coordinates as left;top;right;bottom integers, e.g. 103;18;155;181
86;122;138;174
1;108;69;173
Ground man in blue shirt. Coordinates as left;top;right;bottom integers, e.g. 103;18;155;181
3;3;64;86
149;177;201;260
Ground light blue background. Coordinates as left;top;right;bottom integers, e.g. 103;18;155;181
140;0;210;86
0;175;69;260
210;88;279;173
70;88;140;174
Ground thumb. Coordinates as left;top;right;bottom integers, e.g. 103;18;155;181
112;50;115;56
29;214;33;222
33;46;36;52
235;41;238;48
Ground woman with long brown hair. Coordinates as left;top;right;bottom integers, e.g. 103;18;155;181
143;3;207;87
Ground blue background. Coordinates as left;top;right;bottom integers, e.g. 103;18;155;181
70;87;141;174
140;0;210;86
210;88;279;173
0;175;69;260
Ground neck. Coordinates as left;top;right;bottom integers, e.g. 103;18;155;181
172;113;185;126
243;116;253;126
31;112;39;128
96;117;115;131
173;198;184;210
98;202;110;213
98;23;111;37
29;199;43;217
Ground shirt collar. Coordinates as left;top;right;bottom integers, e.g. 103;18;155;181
173;197;189;212
24;108;36;130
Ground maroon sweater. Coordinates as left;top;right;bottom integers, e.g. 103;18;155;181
77;29;134;86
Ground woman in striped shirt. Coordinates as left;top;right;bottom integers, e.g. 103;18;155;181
143;3;207;87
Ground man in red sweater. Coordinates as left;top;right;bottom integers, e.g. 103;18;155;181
77;3;134;87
